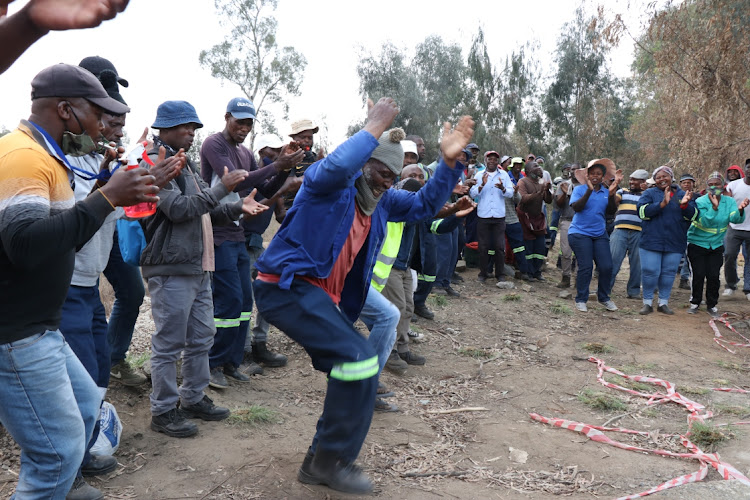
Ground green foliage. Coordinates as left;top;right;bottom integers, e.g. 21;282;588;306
578;389;627;411
427;294;448;308
457;346;494;359
502;293;522;302
550;302;572;315
581;342;614;354
126;351;150;369
227;406;281;426
689;422;732;451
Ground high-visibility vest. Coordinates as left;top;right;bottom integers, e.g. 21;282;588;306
371;221;404;292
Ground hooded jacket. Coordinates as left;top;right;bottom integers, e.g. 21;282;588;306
637;184;697;254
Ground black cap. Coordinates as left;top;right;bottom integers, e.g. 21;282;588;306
31;64;130;115
78;56;129;87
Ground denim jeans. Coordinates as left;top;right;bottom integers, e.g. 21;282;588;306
0;331;100;500
609;228;642;297
640;248;682;306
568;232;612;304
359;285;400;374
104;229;145;365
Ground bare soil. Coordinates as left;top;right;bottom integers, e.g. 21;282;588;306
3;257;750;499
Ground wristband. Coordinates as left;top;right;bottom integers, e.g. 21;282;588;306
98;189;116;210
679;202;688;209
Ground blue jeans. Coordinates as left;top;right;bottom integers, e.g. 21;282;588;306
609;228;642;297
640;248;682;306
0;331;100;500
359;285;400;374
104;230;145;365
568;232;612;304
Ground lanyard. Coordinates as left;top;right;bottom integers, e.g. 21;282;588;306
28;121;112;181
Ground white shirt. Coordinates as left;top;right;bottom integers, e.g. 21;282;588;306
727;179;750;230
469;168;514;218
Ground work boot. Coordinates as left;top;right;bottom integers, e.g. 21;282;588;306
444;285;460;297
110;360;147;386
81;454;118;477
557;275;571;288
384;350;408;375
414;304;434;320
297;448;316;483
224;364;251;382
241;351;264;375
297;448;373;494
377;381;395;398
252;341;288;368
374;397;399;412
181;395;230;421
208;367;229;389
399;351;426;365
66;475;103;500
679;278;690;290
151;408;198;438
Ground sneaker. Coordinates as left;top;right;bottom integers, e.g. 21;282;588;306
520;273;531;281
66;475;104;500
451;272;464;283
81;455;118;477
377;381;395;398
723;288;735;297
575;302;588;312
110;360;147;386
374;397;399;412
687;303;700;314
708;307;719;318
240;358;264;376
399;351;426;365
657;304;674;315
384;350;408;375
224;364;251;383
407;329;424;341
679;279;690;290
599;300;618;311
151;408;198;438
181;395;230;421
414;304;434;320
208;367;229;389
639;304;654;315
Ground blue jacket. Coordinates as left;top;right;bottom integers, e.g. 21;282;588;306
393;215;461;279
255;130;462;322
637;185;697;254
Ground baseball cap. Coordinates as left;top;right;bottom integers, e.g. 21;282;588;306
78;56;128;87
679;173;696;182
254;134;284;154
226;97;256;120
500;155;511;164
466;143;480;150
400;140;418;157
31;63;130;115
484;150;500;159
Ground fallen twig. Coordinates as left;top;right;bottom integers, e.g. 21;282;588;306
427;407;488;415
402;470;469;478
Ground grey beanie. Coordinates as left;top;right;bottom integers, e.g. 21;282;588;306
370;128;406;175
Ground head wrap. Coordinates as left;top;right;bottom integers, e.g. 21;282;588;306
652;165;673;180
707;171;724;185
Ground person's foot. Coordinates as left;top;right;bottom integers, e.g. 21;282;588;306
723;288;735;297
708;306;720;318
377;381;394;398
444;285;460;297
151;408;198;438
519;273;531;281
534;274;546;282
432;286;448;295
374;397;399;412
407;329;425;341
252;341;288;367
657;304;674;315
575;302;588;312
477;275;487;283
109;360;147;386
399;351;426;365
414;304;434;320
679;278;690;290
639;304;653;315
384;350;408;375
81;455;118;477
224;364;251;382
599;300;618;312
626;294;640;299
451;272;464;283
181;395;230;421
297;449;373;494
66;476;104;500
208;367;229;389
687;303;700;314
556;275;571;288
240;355;264;376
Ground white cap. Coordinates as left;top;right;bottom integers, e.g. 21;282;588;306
254;134;285;154
400;140;418;157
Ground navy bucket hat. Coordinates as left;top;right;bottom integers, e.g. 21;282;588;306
152;101;203;129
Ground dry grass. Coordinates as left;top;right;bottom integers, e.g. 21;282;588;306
581;342;614;354
502;293;522;302
227;406;281;427
689;422;732;451
578;389;627;411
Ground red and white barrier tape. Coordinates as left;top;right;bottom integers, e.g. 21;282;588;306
709;313;750;353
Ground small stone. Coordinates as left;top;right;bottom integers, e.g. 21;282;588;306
526;344;538;352
419;399;431;405
501;348;512;356
509;447;528;464
496;281;516;290
521;285;533;292
558;290;572;299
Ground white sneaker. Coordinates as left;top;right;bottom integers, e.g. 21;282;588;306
575;302;588;312
708;307;719;318
723;288;734;297
407;330;424;341
687;303;700;314
746;293;750;301
599;300;618;311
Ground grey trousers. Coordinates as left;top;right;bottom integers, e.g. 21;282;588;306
380;268;414;354
559;219;573;277
148;273;214;416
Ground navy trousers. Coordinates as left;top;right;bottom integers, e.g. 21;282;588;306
253;279;377;463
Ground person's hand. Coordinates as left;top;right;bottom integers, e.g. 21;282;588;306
609;170;623;194
98;142;123;174
273;144;306;172
135;127;154;153
221;166;249;192
453;183;469;196
315;147;326;161
362;97;399;139
241;189;269;217
440;116;475;167
25;0;129;31
99;166;158;207
455;202;476;218
544;182;552;192
708;192;720;210
495;179;505;191
663;186;673;205
453;195;474;212
278;175;303;196
586;178;594;190
150;147;186;189
680;190;692;205
464;178;477;187
560;182;569;194
513;183;519;193
481;172;489;185
740;198;750;210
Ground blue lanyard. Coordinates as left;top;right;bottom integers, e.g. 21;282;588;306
28;121;112;181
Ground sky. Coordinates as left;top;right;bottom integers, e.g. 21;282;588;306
0;0;657;152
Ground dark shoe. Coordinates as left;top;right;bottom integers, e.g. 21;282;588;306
374;397;399;412
208;367;229;389
534;274;546;282
377;381;394;398
679;279;690;290
297;449;374;494
557;275;571;288
520;273;531;281
252;341;288;368
399;351;426;365
81;454;118;477
477;275;487;283
224;364;251;382
708;306;719;318
432;286;448;295
384;350;408;375
151;408;198;438
181;395;230;421
66;476;104;500
451;272;464;283
639;304;653;315
297;448;316;483
444;285;460;297
414;304;434;320
626;294;640;299
411;313;418;323
657;304;674;315
688;303;700;314
240;358;264;376
110;360;147;386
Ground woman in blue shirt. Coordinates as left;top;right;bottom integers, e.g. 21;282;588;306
568;159;623;312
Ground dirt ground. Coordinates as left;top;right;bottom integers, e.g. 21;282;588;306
3;251;750;499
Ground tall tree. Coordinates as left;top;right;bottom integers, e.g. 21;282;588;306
199;0;306;134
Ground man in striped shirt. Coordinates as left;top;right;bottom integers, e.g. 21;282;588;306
609;169;650;298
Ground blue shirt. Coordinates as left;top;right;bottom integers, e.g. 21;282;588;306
568;185;609;237
469;168;514;218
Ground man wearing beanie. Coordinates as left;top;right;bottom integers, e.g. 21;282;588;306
253;98;475;494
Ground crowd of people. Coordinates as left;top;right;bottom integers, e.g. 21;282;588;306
2;2;750;499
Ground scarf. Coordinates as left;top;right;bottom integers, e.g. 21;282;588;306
355;175;382;216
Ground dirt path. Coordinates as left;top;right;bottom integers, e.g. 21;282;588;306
3;262;750;499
